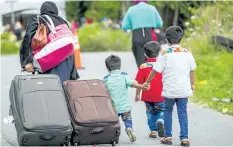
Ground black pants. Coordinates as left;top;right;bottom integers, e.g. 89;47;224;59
132;28;155;68
132;43;146;68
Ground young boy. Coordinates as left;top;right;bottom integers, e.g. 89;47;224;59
104;55;143;142
135;41;164;138
143;26;196;146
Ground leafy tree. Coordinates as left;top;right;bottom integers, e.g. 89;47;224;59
65;0;213;30
65;1;91;22
148;1;212;29
65;0;79;21
84;1;121;21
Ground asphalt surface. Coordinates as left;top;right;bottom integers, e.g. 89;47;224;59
1;52;233;146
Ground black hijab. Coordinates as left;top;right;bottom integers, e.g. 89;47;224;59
19;1;79;80
40;1;68;27
19;1;68;67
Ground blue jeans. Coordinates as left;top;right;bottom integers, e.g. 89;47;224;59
164;98;188;140
145;102;164;131
118;111;132;129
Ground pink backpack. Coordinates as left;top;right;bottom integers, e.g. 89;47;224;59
32;15;75;73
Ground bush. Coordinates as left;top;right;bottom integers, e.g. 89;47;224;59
182;2;233;115
1;32;17;41
1;41;19;55
1;32;19;54
183;2;233;42
78;23;131;52
1;33;11;40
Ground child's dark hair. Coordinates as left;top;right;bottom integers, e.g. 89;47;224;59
105;55;121;71
144;41;161;58
165;26;184;44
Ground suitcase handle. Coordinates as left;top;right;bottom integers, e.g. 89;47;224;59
90;127;105;134
39;135;55;140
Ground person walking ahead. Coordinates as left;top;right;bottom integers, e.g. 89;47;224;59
20;1;79;83
122;0;163;68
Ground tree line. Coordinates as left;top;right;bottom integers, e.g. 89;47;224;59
66;1;214;30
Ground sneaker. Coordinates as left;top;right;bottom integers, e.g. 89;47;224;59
181;139;190;146
125;128;136;142
161;137;172;145
156;119;164;137
149;131;157;138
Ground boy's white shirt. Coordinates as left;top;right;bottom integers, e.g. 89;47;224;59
154;45;196;98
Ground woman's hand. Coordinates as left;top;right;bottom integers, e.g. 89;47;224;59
25;63;34;72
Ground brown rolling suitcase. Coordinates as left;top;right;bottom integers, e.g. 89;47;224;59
63;79;121;146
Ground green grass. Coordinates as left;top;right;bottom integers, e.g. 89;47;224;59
193;52;233;115
181;2;233;115
182;32;233;115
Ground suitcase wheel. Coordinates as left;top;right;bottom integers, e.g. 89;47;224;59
60;143;69;146
112;141;117;146
74;142;79;146
22;138;28;146
65;136;71;141
74;131;80;136
71;141;80;146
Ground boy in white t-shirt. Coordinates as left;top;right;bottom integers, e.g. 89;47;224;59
143;26;196;146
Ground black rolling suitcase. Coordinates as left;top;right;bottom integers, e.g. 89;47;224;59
9;73;72;146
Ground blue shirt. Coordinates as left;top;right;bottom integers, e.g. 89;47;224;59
104;70;133;113
122;2;163;30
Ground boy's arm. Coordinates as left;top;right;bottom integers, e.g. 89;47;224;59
132;80;143;89
135;88;141;102
190;71;195;95
143;70;157;90
190;71;195;89
189;52;197;94
145;70;157;84
135;68;144;102
143;56;165;89
124;73;143;89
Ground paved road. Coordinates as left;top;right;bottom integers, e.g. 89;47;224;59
1;52;233;146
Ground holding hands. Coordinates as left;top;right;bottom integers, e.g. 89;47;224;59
134;82;150;102
142;82;150;91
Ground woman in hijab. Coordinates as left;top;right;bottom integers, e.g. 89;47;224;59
19;1;79;83
122;0;163;68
